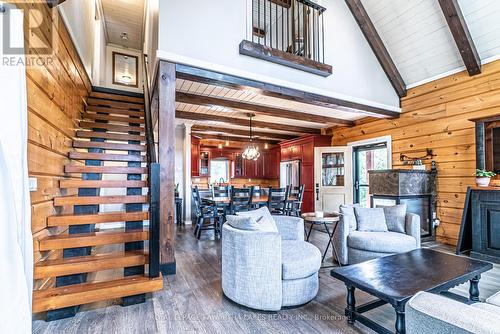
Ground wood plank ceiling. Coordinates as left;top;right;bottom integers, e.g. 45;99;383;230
100;0;145;50
359;0;500;87
174;77;394;143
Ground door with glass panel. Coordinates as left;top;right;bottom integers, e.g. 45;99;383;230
314;147;353;212
353;143;388;207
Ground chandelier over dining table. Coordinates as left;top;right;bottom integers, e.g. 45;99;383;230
242;113;260;161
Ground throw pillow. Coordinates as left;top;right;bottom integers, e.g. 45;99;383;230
354;207;388;232
377;204;407;233
340;204;360;229
237;207;278;233
225;215;260;230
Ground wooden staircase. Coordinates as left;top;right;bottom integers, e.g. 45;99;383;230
33;90;162;317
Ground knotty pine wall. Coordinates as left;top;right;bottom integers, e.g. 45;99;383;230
12;1;92;288
328;60;500;246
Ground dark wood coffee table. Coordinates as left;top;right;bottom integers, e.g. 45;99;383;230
331;248;493;334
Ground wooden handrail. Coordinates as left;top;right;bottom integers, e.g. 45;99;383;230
143;55;157;164
143;54;160;278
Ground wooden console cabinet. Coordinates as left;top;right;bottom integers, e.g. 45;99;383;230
280;135;331;213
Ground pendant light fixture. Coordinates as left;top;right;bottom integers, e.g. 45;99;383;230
242;113;260;161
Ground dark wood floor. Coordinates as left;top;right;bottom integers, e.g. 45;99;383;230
33;223;500;334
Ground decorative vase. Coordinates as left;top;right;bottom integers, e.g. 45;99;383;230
476;177;491;187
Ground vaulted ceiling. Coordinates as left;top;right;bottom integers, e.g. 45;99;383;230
360;0;500;87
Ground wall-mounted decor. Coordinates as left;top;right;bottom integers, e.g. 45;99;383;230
112;51;138;87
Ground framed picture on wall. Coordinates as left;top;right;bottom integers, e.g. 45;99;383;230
112;52;138;87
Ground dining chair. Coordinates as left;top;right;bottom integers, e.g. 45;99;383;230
287;184;305;217
229;186;254;214
250;185;265;209
267;186;289;215
212;185;231;219
192;186;221;239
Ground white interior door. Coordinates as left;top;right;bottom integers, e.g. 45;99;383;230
314;146;353;212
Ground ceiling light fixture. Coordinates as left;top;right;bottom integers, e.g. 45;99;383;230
218;143;223;149
120;32;129;40
242;113;260;161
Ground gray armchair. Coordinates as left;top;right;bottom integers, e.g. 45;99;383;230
406;291;500;334
332;208;421;265
222;215;321;311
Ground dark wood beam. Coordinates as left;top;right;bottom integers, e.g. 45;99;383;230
176;92;353;126
157;61;176;270
47;0;67;7
191;125;297;140
344;0;406;98
239;40;333;77
176;64;399;118
193;133;280;144
438;0;481;76
175;110;321;134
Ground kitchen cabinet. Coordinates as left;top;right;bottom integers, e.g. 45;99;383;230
279;135;332;213
233;153;244;177
191;136;200;177
200;151;210;176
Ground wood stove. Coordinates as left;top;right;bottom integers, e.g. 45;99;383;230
368;169;437;241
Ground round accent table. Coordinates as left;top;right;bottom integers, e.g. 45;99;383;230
301;212;341;267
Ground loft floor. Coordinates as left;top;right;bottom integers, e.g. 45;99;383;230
33;226;500;334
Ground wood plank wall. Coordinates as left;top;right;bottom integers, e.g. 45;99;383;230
328;60;500;246
9;1;92;288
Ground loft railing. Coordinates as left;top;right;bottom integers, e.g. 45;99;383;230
143;54;160;278
251;0;327;65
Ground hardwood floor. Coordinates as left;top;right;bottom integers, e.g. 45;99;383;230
33;223;500;334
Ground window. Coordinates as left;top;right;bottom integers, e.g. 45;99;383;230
210;159;229;184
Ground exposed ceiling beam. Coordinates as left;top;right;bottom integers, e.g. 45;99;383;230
438;0;481;76
193;133;280;144
47;0;67;7
344;0;406;98
175;64;400;118
191;125;297;140
175;110;321;134
176;92;354;126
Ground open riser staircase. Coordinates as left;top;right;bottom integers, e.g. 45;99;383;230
33;90;162;318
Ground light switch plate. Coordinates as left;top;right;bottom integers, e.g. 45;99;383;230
29;177;37;192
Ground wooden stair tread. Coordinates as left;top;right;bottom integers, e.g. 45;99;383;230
34;251;148;279
60;180;147;189
38;229;149;251
69;152;146;162
72;141;146;152
65;165;147;174
90;91;144;104
82;113;145;124
32;274;163;313
48;211;149;226
54;195;148;206
79;121;145;134
86;106;144;117
87;97;144;111
76;130;145;142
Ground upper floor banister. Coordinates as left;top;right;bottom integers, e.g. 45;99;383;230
240;0;332;77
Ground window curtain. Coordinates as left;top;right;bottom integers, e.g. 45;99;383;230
0;4;34;333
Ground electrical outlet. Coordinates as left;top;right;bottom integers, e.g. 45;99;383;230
29;177;37;192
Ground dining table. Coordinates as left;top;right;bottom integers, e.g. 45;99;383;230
202;195;299;205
